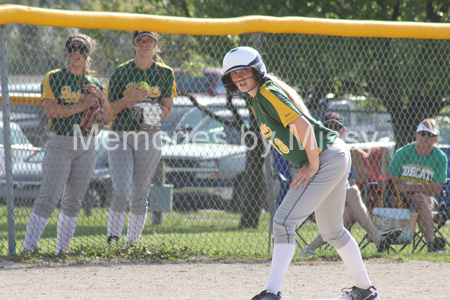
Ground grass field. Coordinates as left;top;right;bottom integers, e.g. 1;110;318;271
1;205;449;263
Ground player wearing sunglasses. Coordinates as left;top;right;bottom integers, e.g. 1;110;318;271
388;119;448;252
23;34;112;255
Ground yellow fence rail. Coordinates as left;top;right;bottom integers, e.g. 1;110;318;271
1;4;450;39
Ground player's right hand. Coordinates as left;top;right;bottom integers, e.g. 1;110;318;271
82;93;98;109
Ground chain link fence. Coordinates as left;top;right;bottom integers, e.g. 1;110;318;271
1;21;450;256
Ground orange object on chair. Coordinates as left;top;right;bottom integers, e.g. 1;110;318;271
351;147;391;211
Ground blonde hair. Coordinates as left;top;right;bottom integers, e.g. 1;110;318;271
265;74;311;118
64;34;97;75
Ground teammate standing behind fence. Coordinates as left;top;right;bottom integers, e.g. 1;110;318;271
105;31;176;244
23;34;113;254
221;47;380;300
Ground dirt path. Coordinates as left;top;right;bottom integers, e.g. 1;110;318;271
0;259;447;299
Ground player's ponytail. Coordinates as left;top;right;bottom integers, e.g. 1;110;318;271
266;74;311;118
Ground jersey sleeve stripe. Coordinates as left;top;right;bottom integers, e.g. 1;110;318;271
259;84;300;127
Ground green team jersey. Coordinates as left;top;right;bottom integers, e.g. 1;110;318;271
42;68;104;136
388;143;448;186
107;59;177;131
250;80;337;168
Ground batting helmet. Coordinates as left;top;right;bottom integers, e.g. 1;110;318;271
221;47;267;93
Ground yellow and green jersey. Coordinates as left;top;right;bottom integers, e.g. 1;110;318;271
42;68;103;136
250;80;337;168
107;59;177;131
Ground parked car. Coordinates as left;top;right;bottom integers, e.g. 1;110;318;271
1;83;48;147
173;68;226;97
161;108;281;211
0;130;111;211
169;96;247;143
0;130;176;212
0;120;39;175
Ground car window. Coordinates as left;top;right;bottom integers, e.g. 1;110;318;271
188;116;250;145
24;151;45;163
0;127;30;145
176;72;213;95
160;105;191;134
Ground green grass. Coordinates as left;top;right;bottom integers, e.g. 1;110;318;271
1;205;449;264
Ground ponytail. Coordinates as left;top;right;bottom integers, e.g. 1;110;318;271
266;74;311;118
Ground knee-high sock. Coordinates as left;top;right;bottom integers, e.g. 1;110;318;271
336;236;372;289
55;213;78;254
127;212;147;242
23;212;49;251
108;209;127;238
264;243;296;294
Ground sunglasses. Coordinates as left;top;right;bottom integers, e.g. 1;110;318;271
67;45;88;56
417;131;437;138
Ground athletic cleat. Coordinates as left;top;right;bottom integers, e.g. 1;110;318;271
107;235;120;245
377;229;402;253
251;290;282;300
338;286;380;300
301;247;316;256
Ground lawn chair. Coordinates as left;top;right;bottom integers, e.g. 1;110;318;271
405;180;450;253
350;146;392;250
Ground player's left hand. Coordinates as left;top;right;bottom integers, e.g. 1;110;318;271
290;164;319;190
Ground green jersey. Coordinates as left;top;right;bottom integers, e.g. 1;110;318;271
250;80;337;168
107;59;177;131
388;143;448;186
42;68;104;136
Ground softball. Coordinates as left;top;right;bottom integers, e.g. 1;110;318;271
138;81;151;91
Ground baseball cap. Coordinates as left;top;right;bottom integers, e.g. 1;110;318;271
416;119;439;136
323;112;344;127
133;31;158;43
65;36;89;52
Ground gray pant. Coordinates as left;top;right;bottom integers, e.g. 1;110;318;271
33;133;97;218
273;138;352;249
107;131;161;215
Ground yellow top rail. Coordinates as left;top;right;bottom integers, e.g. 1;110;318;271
1;5;450;39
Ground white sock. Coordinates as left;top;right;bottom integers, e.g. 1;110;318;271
23;212;49;251
264;243;296;294
108;209;127;238
336;236;372;289
55;213;78;254
127;212;147;243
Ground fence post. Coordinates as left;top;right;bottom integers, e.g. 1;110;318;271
0;25;16;255
253;32;275;255
152;161;166;225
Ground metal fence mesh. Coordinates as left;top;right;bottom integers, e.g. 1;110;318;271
1;24;449;255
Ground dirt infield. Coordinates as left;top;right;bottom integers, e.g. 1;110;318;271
0;258;447;299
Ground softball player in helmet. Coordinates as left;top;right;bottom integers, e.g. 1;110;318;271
222;47;380;300
23;34;113;254
106;31;176;244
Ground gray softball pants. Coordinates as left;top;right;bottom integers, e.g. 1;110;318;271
273;138;352;249
33;132;97;218
107;131;161;215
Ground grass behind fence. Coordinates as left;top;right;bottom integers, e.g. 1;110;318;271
1;205;449;263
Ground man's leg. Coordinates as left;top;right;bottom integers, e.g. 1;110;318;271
346;185;382;246
412;193;435;244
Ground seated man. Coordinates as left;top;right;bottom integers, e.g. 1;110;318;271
302;112;401;255
387;119;448;253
